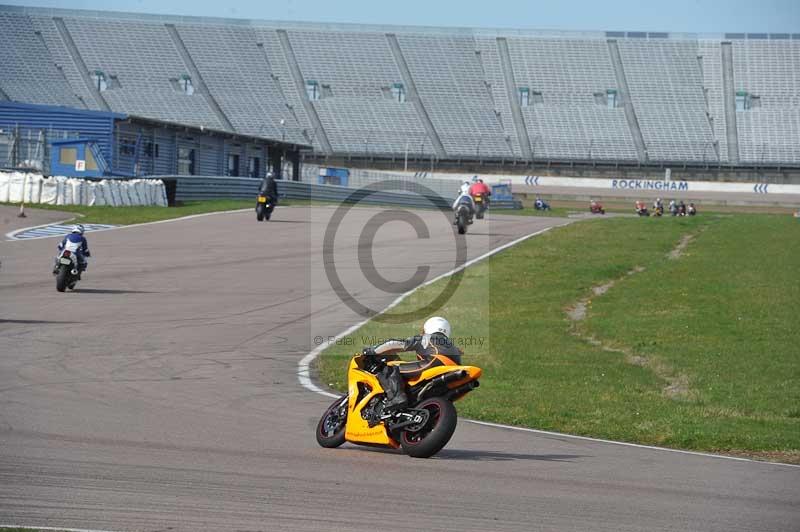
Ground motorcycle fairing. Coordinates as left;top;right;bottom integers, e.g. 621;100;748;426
344;361;399;447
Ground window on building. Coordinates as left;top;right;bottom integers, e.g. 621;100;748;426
227;153;240;176
119;137;136;157
607;89;618;109
59;147;77;165
306;80;319;101
91;70;107;92
143;142;159;158
391;83;406;103
518;87;530;107
179;74;194;95
248;156;261;178
85;148;98;170
736;91;749;111
178;147;195;175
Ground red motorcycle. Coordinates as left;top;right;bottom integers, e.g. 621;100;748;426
590;201;605;215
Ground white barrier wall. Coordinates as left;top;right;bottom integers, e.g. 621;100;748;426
361;169;800;196
0;172;167;207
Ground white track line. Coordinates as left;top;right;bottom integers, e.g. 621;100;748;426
298;220;800;469
5;208;252;241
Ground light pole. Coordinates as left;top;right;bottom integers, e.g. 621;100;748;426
404;138;409;172
476;135;483;161
280;118;286;142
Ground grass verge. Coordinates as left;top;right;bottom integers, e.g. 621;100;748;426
317;214;799;461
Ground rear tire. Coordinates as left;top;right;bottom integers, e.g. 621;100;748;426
457;212;467;235
256;204;265;221
316;395;348;448
400;397;457;458
56;267;68;292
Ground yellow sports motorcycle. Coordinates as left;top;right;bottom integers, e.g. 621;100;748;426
316;354;482;458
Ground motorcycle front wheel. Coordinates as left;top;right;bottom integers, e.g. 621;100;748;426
400;397;457;458
316;395;348;448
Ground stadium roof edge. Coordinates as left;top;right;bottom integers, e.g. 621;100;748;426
0;101;310;150
0;3;741;41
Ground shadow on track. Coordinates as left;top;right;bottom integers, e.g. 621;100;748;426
73;288;156;294
259;219;310;224
436;449;586;462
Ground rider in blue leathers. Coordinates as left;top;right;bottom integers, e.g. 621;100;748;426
54;224;90;278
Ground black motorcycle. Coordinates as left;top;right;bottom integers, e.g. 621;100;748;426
256;194;275;221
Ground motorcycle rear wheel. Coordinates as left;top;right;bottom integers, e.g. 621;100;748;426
400;397;457;458
457;212;467;235
316;395;348;448
56;266;68;292
256;204;265;221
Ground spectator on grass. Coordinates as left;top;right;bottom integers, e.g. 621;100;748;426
678;201;687;216
688;203;697;216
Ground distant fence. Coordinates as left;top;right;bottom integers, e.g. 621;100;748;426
169;176;522;209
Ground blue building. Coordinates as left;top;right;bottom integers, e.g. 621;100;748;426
0;101;307;179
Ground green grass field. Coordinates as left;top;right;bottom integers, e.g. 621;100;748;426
317;214;800;462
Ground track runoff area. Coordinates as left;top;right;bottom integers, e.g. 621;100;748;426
0;201;797;532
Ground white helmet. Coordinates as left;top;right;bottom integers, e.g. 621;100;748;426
423;316;451;338
71;224;85;235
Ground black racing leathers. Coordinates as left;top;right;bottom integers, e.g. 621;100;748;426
365;333;463;410
259;176;278;202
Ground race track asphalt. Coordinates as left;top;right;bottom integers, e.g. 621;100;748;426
0;206;797;532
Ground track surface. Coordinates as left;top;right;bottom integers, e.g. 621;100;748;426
1;206;798;532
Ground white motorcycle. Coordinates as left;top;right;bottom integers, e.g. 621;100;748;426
53;243;87;292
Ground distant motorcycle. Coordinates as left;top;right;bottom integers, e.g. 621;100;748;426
590;201;605;215
256;193;275;221
534;198;551;211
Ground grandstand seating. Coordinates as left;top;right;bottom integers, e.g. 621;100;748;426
62;16;225;130
618;39;717;162
0;12;83;108
698;41;730;163
287;29;429;154
1;5;798;167
497;37;637;161
396;34;513;158
732;39;800;164
173;23;305;143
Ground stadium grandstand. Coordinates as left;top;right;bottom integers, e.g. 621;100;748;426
1;4;798;181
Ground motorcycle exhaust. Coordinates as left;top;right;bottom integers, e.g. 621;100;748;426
445;380;479;400
414;370;467;401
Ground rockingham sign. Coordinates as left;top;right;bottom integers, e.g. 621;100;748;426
611;178;689;191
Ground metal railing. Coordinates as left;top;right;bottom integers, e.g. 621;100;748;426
170;177;522;209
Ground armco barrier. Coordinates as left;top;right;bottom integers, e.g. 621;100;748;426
171;177;522;209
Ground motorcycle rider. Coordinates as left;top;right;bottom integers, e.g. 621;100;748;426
361;317;462;411
459;180;471;195
452;187;476;224
469;178;491;208
259;171;279;202
54;224;90;278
